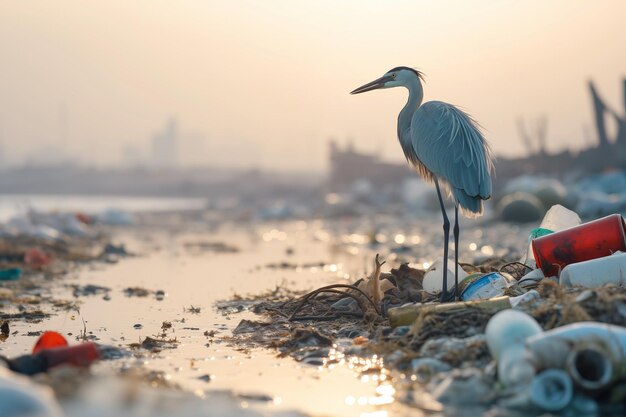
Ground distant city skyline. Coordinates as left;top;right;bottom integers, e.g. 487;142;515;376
1;1;625;171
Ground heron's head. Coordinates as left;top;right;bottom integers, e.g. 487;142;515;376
350;67;423;95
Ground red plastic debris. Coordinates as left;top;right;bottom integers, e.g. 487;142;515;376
75;212;92;224
33;331;68;353
24;248;53;270
532;213;626;277
38;342;100;368
2;331;100;375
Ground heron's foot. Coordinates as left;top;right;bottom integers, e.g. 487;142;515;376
440;287;456;303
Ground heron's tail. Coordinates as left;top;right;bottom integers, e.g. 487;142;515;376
453;187;487;218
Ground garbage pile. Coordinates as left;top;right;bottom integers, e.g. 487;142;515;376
0;208;132;349
226;204;626;415
497;169;626;222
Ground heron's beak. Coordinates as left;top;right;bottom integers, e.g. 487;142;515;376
350;75;392;94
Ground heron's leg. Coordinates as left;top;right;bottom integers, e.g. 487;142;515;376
434;179;452;302
454;203;460;301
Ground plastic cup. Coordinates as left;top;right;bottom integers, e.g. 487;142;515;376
531;214;626;277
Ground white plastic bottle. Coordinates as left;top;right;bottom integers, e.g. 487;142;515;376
485;309;543;386
559;251;626;287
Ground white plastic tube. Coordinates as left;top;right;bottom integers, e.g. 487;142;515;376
485;309;543;386
566;344;614;391
559;252;626;287
528;369;573;411
525;322;626;391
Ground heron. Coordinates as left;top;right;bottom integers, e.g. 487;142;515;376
351;67;494;302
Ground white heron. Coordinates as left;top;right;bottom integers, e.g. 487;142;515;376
351;66;494;302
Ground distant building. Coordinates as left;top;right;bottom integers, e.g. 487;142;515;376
328;140;412;190
151;117;179;169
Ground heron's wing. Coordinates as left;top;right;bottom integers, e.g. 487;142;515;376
410;101;494;207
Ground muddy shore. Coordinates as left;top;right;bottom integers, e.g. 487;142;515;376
9;210;618;417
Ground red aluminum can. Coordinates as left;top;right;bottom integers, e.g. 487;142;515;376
531;214;626;277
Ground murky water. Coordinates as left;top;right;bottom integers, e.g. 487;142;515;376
1;215;534;417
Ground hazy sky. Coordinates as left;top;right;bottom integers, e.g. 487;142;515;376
0;1;625;170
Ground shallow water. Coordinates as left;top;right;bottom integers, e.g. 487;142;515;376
0;194;206;221
1;216;534;417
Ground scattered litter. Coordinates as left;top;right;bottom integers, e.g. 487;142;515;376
130;336;180;352
183;241;239;254
0;321;9;342
520;204;580;267
236;392;274;402
198;374;212;383
185;305;202;314
33;331;68;352
23;248;53;269
71;284;111;298
0;366;63;417
532;213;626;277
510;289;541;308
102;243;131;256
458;272;512;301
1;331;99;375
0;267;21;281
559;251;626;287
124;287;153;297
387;296;511;328
2;195;626;416
96;208;134;226
221;202;626;415
496;192;544;223
527;368;573;411
0;310;50;322
422;257;467;293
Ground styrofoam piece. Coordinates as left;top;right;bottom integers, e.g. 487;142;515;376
422;258;467;293
559;251;626;287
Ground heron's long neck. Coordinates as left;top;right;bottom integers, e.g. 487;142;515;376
397;78;423;145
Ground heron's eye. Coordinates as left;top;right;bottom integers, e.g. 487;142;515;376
392;74;396;79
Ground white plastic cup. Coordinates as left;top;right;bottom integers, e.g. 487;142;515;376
422;258;468;293
539;204;581;232
522;205;581;268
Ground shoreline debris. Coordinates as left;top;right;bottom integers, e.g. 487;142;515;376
222;205;626;415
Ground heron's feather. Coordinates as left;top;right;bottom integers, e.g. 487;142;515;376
405;101;494;214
